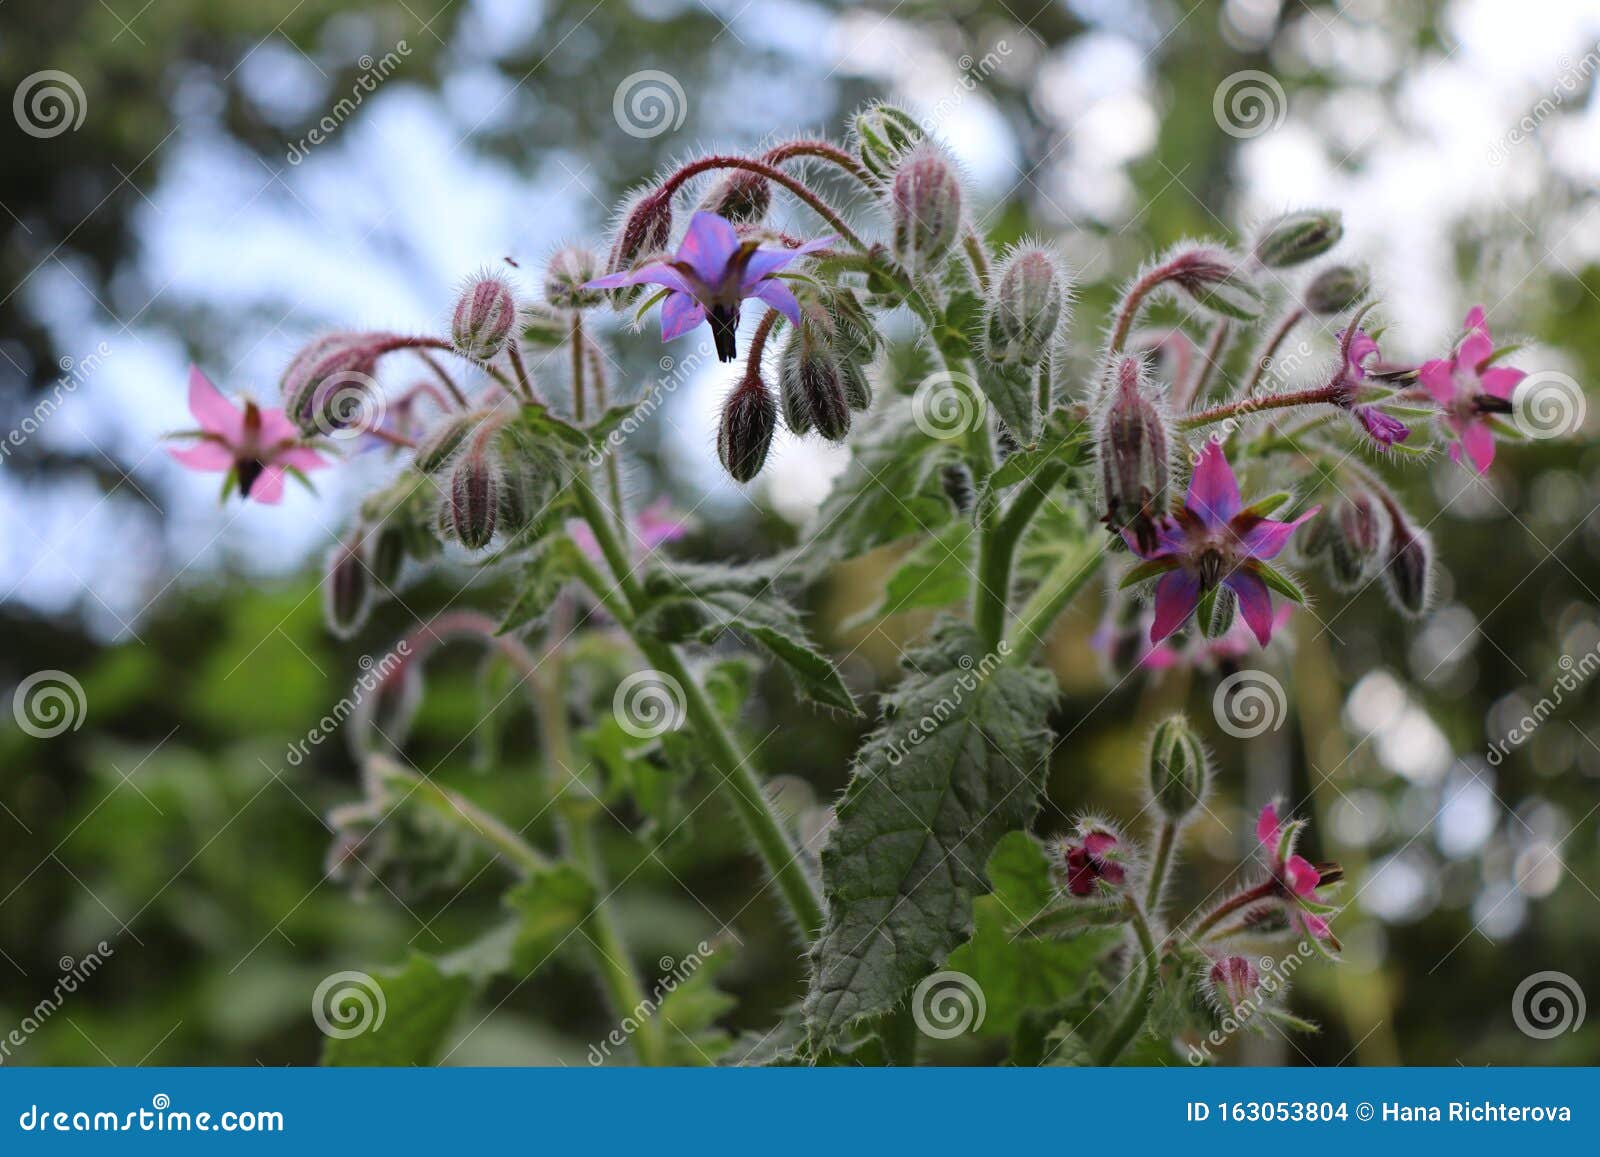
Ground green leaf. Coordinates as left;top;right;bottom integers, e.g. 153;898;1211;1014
988;406;1091;492
321;953;474;1066
502;865;596;975
946;833;1119;1037
845;520;977;627
804;623;1058;1039
1254;560;1308;605
1118;557;1179;589
795;400;960;574
635;563;857;714
498;536;581;634
976;362;1039;446
1239;491;1292;519
656;945;738;1065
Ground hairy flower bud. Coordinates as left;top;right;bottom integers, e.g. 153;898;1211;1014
718;372;777;483
1166;246;1263;321
606;188;674;275
985;246;1065;367
891;145;962;272
447;444;501;550
543;246;603;311
452;273;518;360
698;169;771;225
1327;493;1383;590
324;535;370;639
1208;955;1260;1013
414;411;482;473
940;462;974;514
1382;511;1432;617
1149;714;1209;821
840;359;873;412
1202;584;1236;639
1056;822;1128;899
851;102;925;186
281;332;381;436
778;333;850;441
369;524;406;590
1303;264;1370;316
1099;357;1170;553
826;287;881;366
1253;209;1343;269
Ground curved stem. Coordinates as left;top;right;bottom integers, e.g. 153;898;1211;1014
507;343;540;404
762;139;870;184
1178;382;1341;430
366;755;550;876
1180;880;1277;943
1095;896;1160;1065
658;156;868;251
1005;540;1109;664
1178;320;1230;409
976;460;1067;651
1144;820;1178;914
416;351;470;408
1245;307;1306;393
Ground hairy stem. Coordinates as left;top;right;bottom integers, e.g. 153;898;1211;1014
1005;540;1109;663
367;755;550;876
658;155;868;251
1144;820;1178;914
1095;896;1160;1065
1178;382;1342;431
1178;320;1230;408
1245;307;1306;393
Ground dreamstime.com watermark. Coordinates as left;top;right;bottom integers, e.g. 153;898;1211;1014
17;1095;283;1134
586;941;715;1064
883;643;1010;767
286;43;412;164
1488;45;1600;166
1;343;112;463
1186;941;1315;1064
588;342;714;466
1487;640;1600;765
285;642;412;767
0;942;115;1064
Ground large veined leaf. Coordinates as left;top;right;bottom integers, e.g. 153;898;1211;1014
804;623;1058;1039
844;519;977;627
633;562;857;714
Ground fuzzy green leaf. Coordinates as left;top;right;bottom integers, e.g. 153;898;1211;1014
804;623;1058;1039
846;520;977;627
1254;560;1308;605
976;362;1039;446
497;536;581;633
320;953;474;1066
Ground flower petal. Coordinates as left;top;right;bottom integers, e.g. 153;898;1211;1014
1236;506;1319;561
188;366;244;443
1480;365;1525;400
659;292;708;342
750;277;802;328
273;446;330;472
740;235;837;286
1186;440;1241;530
1463;305;1488;335
1149;569;1203;643
677;212;741;283
587;262;696;297
246;465;287;505
1223;567;1276;647
1460;419;1497;473
1256;804;1281;849
167;441;234;471
1284;854;1321;896
1343;329;1379;374
1299;911;1332;940
1457;328;1493;372
1418;358;1457;403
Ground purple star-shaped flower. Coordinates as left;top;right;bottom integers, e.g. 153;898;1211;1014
1124;441;1319;647
585;212;835;362
1418;305;1525;473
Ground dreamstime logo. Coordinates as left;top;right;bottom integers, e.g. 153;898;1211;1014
12;670;87;739
1488;47;1600;166
14;70;88;138
1212;70;1287;139
1212;669;1287;739
0;941;115;1064
911;970;986;1039
613;70;687;139
2;343;113;463
1512;970;1585;1039
589;344;712;465
1487;641;1600;766
1512;370;1586;440
1186;942;1315;1064
911;370;986;439
312;970;387;1039
310;370;386;441
613;669;686;739
883;645;1009;766
286;43;411;164
587;940;715;1065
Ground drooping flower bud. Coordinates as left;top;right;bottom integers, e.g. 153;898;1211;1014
324;535;370;639
985;246;1066;367
369;524;406;589
414;411;482;474
1165;246;1263;321
717;371;777;483
1202;584;1236;639
825;287;881;366
606;188;674;276
1098;357;1170;554
1303;264;1370;316
281;332;382;436
1382;509;1432;617
1327;492;1383;590
446;441;501;550
778;333;850;442
1148;714;1209;821
451;272;518;360
851;102;925;186
543;246;603;311
940;462;974;514
891;144;962;273
1253;209;1343;269
1208;956;1261;1013
698;169;771;225
840;359;872;412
